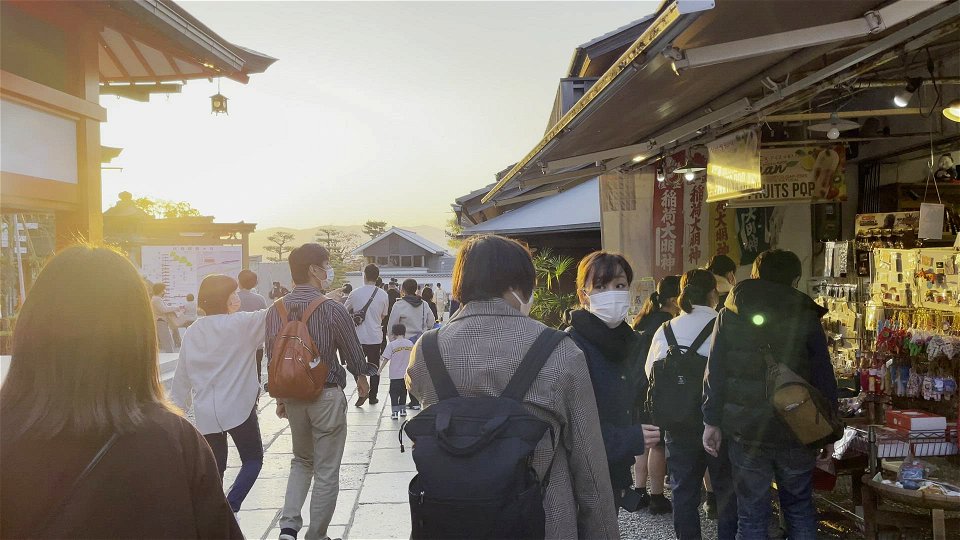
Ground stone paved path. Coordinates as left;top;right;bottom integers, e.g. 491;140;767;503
222;376;416;540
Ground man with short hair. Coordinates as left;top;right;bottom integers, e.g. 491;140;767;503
345;264;389;407
238;269;269;384
702;249;838;539
265;244;370;540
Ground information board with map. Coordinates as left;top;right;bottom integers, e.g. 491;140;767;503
141;246;243;302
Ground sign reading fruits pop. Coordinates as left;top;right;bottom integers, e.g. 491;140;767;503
727;145;846;207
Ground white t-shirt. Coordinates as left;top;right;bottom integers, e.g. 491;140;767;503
345;284;390;345
381;338;414;380
645;304;718;378
170;309;268;434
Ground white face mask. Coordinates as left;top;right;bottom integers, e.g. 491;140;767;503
510;290;534;316
587;290;631;328
314;265;335;289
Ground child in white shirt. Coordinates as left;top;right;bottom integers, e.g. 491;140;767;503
380;324;414;419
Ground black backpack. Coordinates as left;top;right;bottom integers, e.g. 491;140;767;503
646;320;715;433
402;328;567;540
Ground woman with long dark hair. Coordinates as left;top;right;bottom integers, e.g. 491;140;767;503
171;274;269;513
0;245;240;538
566;251;661;508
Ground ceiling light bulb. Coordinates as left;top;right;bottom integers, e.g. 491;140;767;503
944;99;960;122
684;171;696;181
656;167;666;182
893;77;922;108
632;155;644;163
827;127;841;140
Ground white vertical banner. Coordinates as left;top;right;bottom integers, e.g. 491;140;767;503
600;168;655;314
683;175;711;269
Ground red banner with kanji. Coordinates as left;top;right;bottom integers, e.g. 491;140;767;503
652;151;686;280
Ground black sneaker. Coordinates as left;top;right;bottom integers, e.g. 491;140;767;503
369;398;379;405
278;528;297;540
408;403;421;410
649;494;673;515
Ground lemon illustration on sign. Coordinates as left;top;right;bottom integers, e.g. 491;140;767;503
800;154;816;171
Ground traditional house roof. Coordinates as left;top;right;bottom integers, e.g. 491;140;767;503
351;227;449;257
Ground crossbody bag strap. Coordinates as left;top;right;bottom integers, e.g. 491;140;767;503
40;433;119;533
357;288;378;315
421;329;459;401
501;329;567;402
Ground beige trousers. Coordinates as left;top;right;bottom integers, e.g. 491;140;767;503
279;388;348;540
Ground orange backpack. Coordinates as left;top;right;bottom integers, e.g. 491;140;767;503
268;297;330;401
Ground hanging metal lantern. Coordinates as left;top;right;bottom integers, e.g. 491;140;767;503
210;93;228;115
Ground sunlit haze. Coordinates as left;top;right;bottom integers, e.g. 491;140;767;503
99;1;656;229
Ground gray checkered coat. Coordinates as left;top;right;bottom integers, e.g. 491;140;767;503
406;299;620;539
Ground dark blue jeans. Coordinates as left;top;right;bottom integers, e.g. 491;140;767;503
205;407;264;512
727;439;817;540
665;431;738;540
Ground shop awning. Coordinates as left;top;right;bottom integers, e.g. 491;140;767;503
463;178;600;236
482;0;956;203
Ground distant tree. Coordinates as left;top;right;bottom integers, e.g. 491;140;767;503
133;196;203;219
265;231;295;262
362;220;388;239
315;227;362;286
445;215;464;250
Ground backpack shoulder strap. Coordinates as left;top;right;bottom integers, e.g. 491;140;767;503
273;298;289;322
663;321;679;349
689;319;716;353
502;329;567;401
421;329;459;401
300;297;328;324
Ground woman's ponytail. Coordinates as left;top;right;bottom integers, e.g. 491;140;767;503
678;269;717;313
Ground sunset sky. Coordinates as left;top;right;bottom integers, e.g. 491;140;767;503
99;1;656;229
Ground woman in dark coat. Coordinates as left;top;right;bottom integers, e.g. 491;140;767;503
566;251;661;508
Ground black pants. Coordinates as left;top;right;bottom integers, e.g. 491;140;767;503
665;430;738;540
204;407;264;512
255;348;264;384
389;379;407;413
362;343;381;401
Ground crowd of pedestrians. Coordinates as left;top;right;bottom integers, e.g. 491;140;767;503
0;233;838;540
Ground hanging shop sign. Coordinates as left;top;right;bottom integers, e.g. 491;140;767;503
855;211;920;234
652;151;686;280
600;168;656;281
709;202;741;267
684;174;711;269
727;145;847;207
706;127;762;203
735;207;774;266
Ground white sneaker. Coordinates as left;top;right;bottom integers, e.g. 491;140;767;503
400;409;407;417
391;412;399;420
279;535;296;540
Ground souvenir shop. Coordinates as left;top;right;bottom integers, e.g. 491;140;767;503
813;142;960;537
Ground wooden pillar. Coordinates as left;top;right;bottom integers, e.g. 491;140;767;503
56;20;103;248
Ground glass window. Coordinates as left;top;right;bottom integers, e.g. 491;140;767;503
413;255;423;267
389;255;400;267
378;256;389;266
401;256;413;267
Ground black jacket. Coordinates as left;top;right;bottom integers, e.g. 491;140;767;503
702;279;837;447
567;310;648;490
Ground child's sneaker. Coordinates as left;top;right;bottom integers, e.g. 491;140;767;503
400;408;407;417
391;411;399;420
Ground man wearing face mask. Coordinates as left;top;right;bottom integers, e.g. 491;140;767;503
265;243;371;540
566;251;662;509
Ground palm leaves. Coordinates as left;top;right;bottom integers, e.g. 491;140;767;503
531;249;577;327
